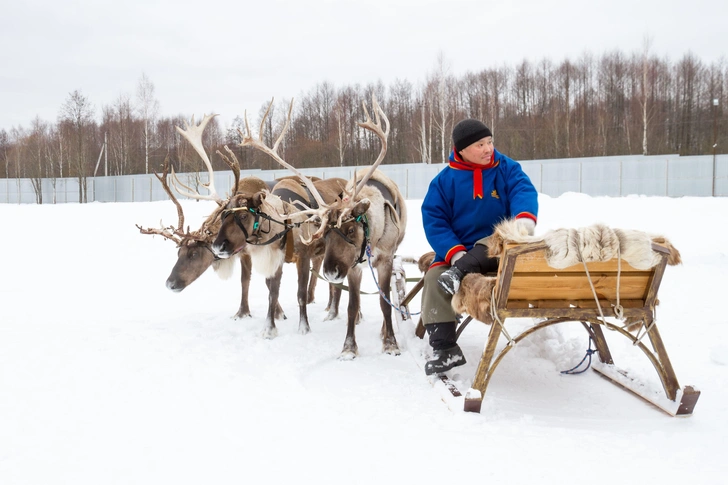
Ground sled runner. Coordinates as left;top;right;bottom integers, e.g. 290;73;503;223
394;238;700;417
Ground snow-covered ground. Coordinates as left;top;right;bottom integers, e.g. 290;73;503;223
1;193;726;484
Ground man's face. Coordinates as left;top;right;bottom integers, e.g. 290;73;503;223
459;136;494;165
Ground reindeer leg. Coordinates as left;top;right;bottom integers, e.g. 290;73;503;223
340;266;362;359
308;256;323;304
266;277;287;320
297;255;311;335
377;259;400;355
263;266;284;339
234;252;253;319
324;285;341;321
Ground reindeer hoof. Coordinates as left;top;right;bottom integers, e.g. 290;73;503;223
298;324;311;335
233;311;252;320
323;311;338;322
261;327;278;339
383;344;401;356
339;349;358;360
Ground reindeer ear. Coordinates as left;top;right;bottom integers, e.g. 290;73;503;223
253;191;267;206
352;198;370;217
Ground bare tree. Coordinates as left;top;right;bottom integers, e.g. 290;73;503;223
0;129;9;179
136;73;160;174
58;90;95;203
414;86;433;164
432;53;456;163
103;93;135;176
26;116;54;203
639;37;654;154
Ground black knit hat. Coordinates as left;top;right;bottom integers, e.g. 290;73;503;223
452;119;493;152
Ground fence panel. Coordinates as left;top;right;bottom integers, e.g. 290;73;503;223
1;154;726;204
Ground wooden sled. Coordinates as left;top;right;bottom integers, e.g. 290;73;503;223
395;242;700;417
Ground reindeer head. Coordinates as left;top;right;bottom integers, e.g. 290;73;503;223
211;190;287;259
138;115;249;291
314;197;372;283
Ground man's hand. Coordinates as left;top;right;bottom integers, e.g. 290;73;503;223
517;218;536;236
449;251;466;265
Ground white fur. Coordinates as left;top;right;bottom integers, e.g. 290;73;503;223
614;229;663;269
248;246;286;278
211;254;237;280
492;219;673;270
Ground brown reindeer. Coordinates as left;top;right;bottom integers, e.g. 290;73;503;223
138;115;291;319
255;96;408;359
211;101;347;337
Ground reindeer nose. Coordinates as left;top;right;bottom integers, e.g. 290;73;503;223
166;278;184;292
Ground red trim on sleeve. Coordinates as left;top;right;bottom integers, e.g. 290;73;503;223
445;245;466;264
515;212;537;223
429;261;448;270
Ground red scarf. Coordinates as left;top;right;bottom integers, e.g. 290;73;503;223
448;149;496;199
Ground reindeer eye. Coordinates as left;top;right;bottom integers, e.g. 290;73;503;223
347;226;355;236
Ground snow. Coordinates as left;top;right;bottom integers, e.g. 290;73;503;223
1;193;727;484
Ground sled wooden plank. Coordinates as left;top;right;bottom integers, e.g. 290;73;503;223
512;248;645;273
592;362;701;416
507;274;651;300
505;299;646;310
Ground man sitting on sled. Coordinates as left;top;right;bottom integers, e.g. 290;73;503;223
420;118;539;375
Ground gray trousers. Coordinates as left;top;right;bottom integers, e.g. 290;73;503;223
421;265;457;326
421;237;491;326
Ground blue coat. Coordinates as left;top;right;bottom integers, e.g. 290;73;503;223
421;149;538;265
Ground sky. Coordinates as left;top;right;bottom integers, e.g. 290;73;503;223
1;193;727;484
1;0;726;132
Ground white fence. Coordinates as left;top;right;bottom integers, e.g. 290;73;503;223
2;154;727;204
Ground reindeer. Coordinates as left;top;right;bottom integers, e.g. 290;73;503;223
252;96;408;359
211;100;347;337
137;115;290;319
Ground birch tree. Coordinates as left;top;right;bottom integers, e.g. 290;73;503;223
136;73;160;174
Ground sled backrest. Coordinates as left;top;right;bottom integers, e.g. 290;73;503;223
494;242;669;316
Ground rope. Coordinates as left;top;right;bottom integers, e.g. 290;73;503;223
365;245;421;318
576;238;609;326
614;245;624;320
490;285;514;345
633;305;658;346
561;337;597;374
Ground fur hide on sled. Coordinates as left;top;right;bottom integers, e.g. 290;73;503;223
449;219;682;329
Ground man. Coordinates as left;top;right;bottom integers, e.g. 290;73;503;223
420;119;538;375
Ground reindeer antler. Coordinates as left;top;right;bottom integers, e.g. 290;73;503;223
170;114;224;204
137;156;187;244
238;98;327;210
216;145;241;196
353;95;390;196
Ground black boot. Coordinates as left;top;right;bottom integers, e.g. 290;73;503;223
437;266;465;295
424;322;466;375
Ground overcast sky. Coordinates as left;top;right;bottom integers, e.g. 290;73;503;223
1;0;725;132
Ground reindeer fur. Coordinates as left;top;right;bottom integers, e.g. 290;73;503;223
315;168;407;358
451;274;497;324
212;177;347;337
453;218;681;324
485;219;681;269
164;176;281;320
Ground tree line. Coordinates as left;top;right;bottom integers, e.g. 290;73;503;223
1;49;725;203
